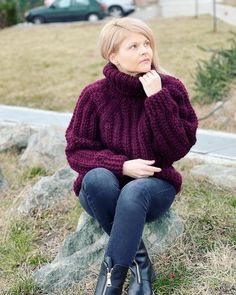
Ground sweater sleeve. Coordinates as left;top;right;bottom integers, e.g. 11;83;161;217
143;77;198;164
65;87;128;178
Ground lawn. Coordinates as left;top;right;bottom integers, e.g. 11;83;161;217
0;15;235;113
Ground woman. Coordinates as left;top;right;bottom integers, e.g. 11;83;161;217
65;17;198;295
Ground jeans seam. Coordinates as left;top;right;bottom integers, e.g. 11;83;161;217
86;193;103;226
139;183;152;212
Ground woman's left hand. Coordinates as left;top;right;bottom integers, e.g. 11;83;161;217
139;70;162;97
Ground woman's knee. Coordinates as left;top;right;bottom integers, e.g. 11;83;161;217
82;167;120;194
119;179;151;206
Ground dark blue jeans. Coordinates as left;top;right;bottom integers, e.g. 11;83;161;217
78;168;176;267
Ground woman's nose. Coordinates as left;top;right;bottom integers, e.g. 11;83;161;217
139;45;148;55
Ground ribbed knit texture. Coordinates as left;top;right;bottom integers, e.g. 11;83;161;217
65;62;198;196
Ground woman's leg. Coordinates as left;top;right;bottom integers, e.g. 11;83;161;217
105;177;176;267
78;167;121;235
79;168;131;294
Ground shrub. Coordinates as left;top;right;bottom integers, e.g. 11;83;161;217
0;0;18;28
193;31;236;104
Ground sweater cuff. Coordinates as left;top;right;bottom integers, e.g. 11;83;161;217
145;87;178;114
98;154;129;178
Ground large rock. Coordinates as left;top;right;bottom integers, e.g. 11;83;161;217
33;209;183;292
0;122;37;152
17;166;77;214
190;164;236;190
20;126;67;170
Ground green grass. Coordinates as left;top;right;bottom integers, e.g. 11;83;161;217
0;150;83;293
27;253;49;267
21;166;48;181
4;277;41;295
153;263;192;294
0;219;36;273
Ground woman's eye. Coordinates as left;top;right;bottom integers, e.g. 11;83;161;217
130;44;137;49
144;41;150;47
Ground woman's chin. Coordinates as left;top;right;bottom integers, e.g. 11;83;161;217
139;64;151;72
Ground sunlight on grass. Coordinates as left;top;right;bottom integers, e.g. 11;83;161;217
0;16;235;111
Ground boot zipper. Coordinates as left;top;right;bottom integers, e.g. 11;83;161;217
107;269;112;286
102;267;113;295
134;260;141;284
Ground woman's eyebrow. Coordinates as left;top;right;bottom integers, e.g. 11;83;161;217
127;41;137;45
128;39;149;44
127;39;148;46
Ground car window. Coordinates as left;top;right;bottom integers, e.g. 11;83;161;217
72;0;89;6
53;0;71;8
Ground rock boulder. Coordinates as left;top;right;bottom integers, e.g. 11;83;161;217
33;209;183;292
17;166;77;214
20;126;67;170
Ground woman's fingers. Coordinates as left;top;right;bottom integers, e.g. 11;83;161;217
142;159;155;164
142;70;159;80
143;166;161;173
139;76;147;84
140;160;161;170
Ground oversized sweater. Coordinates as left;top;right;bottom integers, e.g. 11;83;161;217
65;62;198;196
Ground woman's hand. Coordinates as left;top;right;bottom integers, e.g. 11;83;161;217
122;159;161;178
139;70;162;97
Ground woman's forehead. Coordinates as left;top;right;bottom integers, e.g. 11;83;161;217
121;32;148;43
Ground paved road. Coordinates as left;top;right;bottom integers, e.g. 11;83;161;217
1;104;236;163
132;0;236;27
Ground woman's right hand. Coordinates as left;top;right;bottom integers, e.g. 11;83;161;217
122;159;161;178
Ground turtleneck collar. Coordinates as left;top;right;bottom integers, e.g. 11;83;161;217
103;62;147;97
103;62;167;98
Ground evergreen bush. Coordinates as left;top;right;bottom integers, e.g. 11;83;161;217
193;32;236;104
0;0;18;28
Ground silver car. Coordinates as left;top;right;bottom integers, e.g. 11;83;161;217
103;0;135;17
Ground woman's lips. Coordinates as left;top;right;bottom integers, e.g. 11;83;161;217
139;59;150;64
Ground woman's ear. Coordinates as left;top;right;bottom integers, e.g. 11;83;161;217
109;53;119;65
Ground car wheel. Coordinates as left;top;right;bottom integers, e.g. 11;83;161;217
32;16;45;24
109;6;124;18
87;13;99;22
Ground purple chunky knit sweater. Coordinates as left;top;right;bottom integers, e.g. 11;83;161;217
65;62;198;196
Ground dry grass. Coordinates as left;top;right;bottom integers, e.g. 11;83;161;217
195;85;236;133
223;0;236;7
1;15;236;131
0;15;236;114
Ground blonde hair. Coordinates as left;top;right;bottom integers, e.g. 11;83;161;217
98;17;160;71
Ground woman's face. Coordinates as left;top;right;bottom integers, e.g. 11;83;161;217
110;32;153;76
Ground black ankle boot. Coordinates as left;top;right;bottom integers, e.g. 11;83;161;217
128;240;156;295
94;256;129;295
